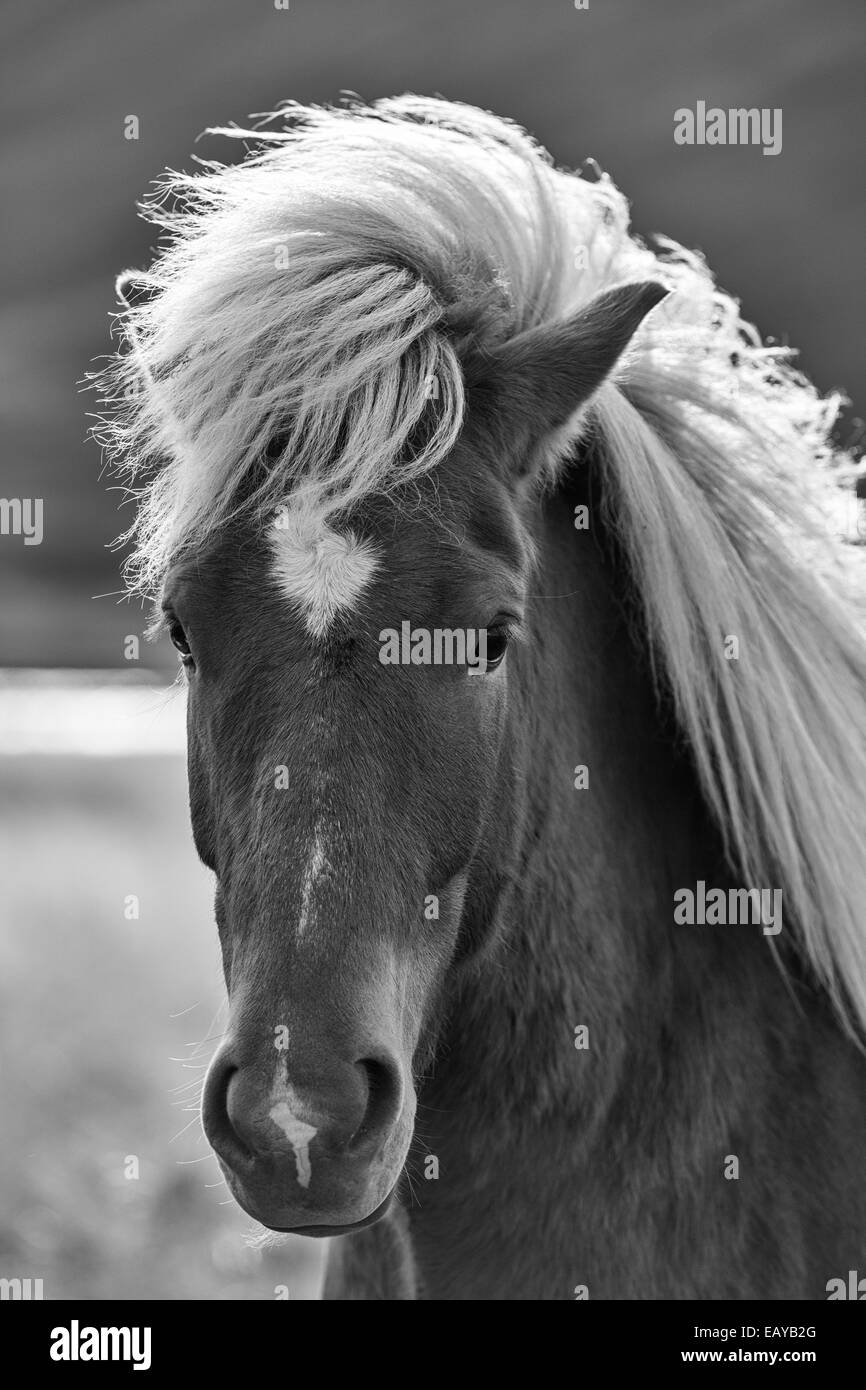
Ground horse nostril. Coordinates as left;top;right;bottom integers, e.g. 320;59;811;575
202;1049;255;1171
351;1055;403;1153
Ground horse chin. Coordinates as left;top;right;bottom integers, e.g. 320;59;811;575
225;1171;399;1238
275;1190;397;1238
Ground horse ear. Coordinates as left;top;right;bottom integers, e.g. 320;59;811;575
464;280;669;481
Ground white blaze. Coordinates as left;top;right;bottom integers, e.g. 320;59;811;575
296;824;331;938
269;1094;318;1189
270;504;380;638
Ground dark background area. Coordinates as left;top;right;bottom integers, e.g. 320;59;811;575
2;0;864;671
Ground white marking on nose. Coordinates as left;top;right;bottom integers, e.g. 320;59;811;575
270;503;380;638
269;1097;318;1189
297;825;329;938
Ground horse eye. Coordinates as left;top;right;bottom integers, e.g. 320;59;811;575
482;627;510;671
168;618;193;664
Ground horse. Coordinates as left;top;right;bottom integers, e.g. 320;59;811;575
99;95;866;1300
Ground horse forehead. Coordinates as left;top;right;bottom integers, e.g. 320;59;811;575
265;502;443;633
265;479;525;640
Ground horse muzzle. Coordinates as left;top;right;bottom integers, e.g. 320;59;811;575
202;1040;415;1233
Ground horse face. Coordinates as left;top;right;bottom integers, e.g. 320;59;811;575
180;460;530;1234
166;279;664;1233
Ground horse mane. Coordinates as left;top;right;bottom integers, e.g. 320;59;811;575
96;94;866;1035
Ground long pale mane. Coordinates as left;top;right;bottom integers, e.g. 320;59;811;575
97;95;866;1035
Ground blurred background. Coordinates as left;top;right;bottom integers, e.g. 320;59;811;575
0;0;863;1299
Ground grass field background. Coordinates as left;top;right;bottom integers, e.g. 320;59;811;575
0;746;325;1299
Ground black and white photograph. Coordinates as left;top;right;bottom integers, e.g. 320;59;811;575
1;0;865;1345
